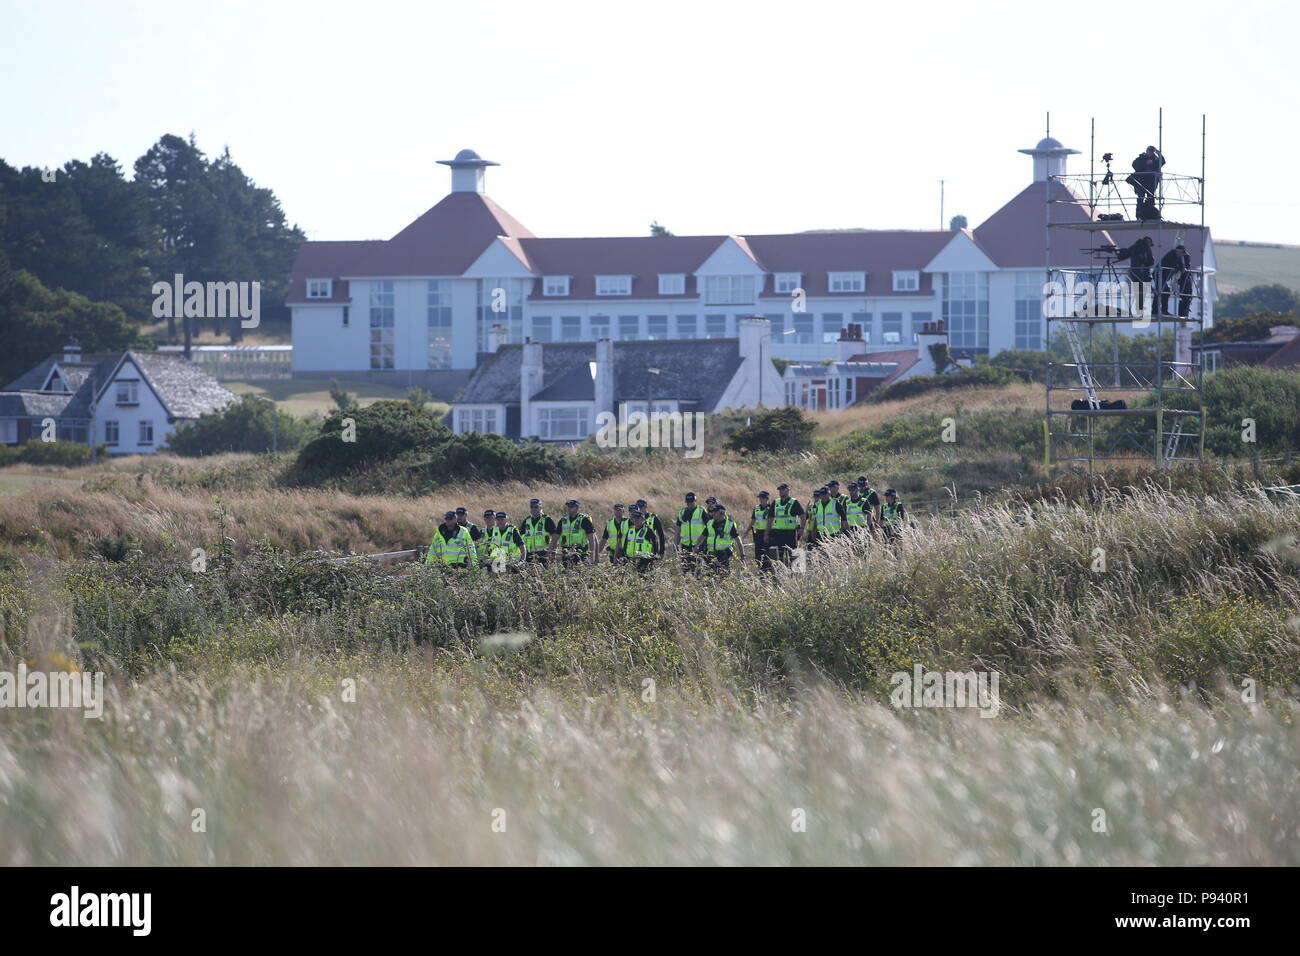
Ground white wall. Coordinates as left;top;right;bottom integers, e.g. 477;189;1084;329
292;304;363;372
98;358;174;455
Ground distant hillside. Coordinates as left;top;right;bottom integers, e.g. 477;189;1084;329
1214;240;1300;294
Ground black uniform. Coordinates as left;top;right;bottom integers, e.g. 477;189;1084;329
1117;239;1155;313
749;502;773;568
1127;149;1166;221
1158;247;1193;318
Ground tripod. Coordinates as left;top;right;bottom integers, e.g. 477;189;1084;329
1095;158;1130;219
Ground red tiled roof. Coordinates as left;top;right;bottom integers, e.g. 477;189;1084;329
974;181;1096;268
1263;334;1300;369
519;235;728;300
285;241;381;304
747;231;953;297
353;192;534;276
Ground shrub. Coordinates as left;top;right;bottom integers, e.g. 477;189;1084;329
725;407;818;455
294;400;451;479
418;433;573;484
868;364;1027;403
166;395;315;456
1202;365;1300;455
13;440;93;466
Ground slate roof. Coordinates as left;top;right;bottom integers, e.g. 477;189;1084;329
457;339;742;417
0;391;75;417
124;352;239;419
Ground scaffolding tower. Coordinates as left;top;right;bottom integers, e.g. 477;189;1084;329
1044;113;1211;472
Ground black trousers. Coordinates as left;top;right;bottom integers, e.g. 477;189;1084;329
524;551;549;568
1129;269;1152;314
702;549;732;573
767;530;798;565
752;533;769;568
1158;270;1194;317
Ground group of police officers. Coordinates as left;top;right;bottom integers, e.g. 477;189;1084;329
425;475;909;574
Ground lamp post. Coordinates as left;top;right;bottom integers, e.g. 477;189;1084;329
645;366;661;459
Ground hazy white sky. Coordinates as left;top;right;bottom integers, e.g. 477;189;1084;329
3;0;1298;244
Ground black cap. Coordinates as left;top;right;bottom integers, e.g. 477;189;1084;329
827;480;840;487
566;499;580;507
631;509;645;518
635;499;647;507
685;492;697;499
857;475;868;484
757;490;770;498
455;507;468;515
885;488;897;496
443;510;456;519
706;496;717;502
483;509;494;517
816;487;829;495
495;511;508;519
613;502;625;509
715;505;726;513
847;482;858;490
529;498;542;506
777;482;789;490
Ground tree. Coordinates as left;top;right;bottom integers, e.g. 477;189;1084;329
650;220;674;237
725;407;818;455
1197;310;1300;345
294;400;452;477
1217;283;1300;320
165;394;314;456
949;214;968;230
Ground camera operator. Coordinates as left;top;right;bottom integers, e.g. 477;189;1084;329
1158;243;1194;318
1125;146;1166;221
1116;235;1155;315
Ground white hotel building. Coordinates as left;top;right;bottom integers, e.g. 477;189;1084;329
286;137;1215;418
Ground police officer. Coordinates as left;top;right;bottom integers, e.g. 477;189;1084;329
767;483;805;565
455;507;484;554
880;488;908;541
856;475;882;528
677;492;709;572
743;490;773;570
519;498;558;567
634;499;667;555
623;508;661;573
477;508;498;562
426;510;478;568
601;503;631;565
808;486;847;548
697;503;741;574
844;482;869;535
487;511;526;570
559;499;596;567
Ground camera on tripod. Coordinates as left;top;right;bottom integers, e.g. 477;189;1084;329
1083;243;1119;256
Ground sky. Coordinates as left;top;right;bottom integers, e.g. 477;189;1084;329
3;0;1299;245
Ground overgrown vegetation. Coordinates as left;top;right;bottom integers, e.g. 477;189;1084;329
166;394;317;456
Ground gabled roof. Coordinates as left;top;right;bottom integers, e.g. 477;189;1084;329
355;192;533;277
745;231;953;297
519;236;727;300
457;339;743;415
285;241;378;304
1263;333;1300;369
973;180;1096;268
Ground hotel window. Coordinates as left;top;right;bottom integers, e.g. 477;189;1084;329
590;314;611;339
892;270;920;292
0;419;17;444
477;278;526;350
828;271;866;293
538;406;591;440
103;420;119;445
543;276;570;296
370;280;395;369
676;315;697;339
596;275;633;296
306;278;332;299
852;312;871;345
821;313;845;344
115;380;139;405
457;407;500;434
658;274;685;295
910;312;932;345
138;420;154;445
785;380;796;406
792;312;814;344
427;280;452;369
561;316;581;342
647;315;669;340
705;314;727;339
704;275;754;305
532;316;553;343
618;315;640;341
774;273;801;294
882;312;903;345
943;272;989;352
1014;272;1044;350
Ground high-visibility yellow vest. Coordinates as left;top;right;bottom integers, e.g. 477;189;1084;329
845;497;867;527
704;518;737;552
881;502;904;527
624;525;654;558
487;526;522;560
605;517;629;552
560;513;592;548
678;506;708;545
752;505;770;531
771;498;800;530
426;526;476;566
811;500;842;535
521;515;551;551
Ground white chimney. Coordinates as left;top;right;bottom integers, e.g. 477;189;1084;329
836;323;865;362
436;148;500;194
594;338;615;420
1019;137;1080;183
519;341;543;439
63;337;82;364
486;323;507;353
914;319;948;377
737;316;780;407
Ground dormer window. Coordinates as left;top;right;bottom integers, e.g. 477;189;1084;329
892;270;920;292
774;272;802;294
828;271;867;293
306;278;332;299
658;274;685;295
116;380;140;406
543;276;570;296
703;275;755;305
596;275;633;296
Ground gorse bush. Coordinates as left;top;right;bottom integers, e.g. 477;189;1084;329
725;407;818;455
166;394;316;456
294;400;452;479
868;364;1029;404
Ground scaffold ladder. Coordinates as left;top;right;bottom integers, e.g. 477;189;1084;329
1165;413;1185;461
1062;321;1101;409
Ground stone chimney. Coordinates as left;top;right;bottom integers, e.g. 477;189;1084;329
914;320;948;376
62;337;82;364
519;341;543;439
836;323;865;362
486;323;508;353
593;338;615;421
